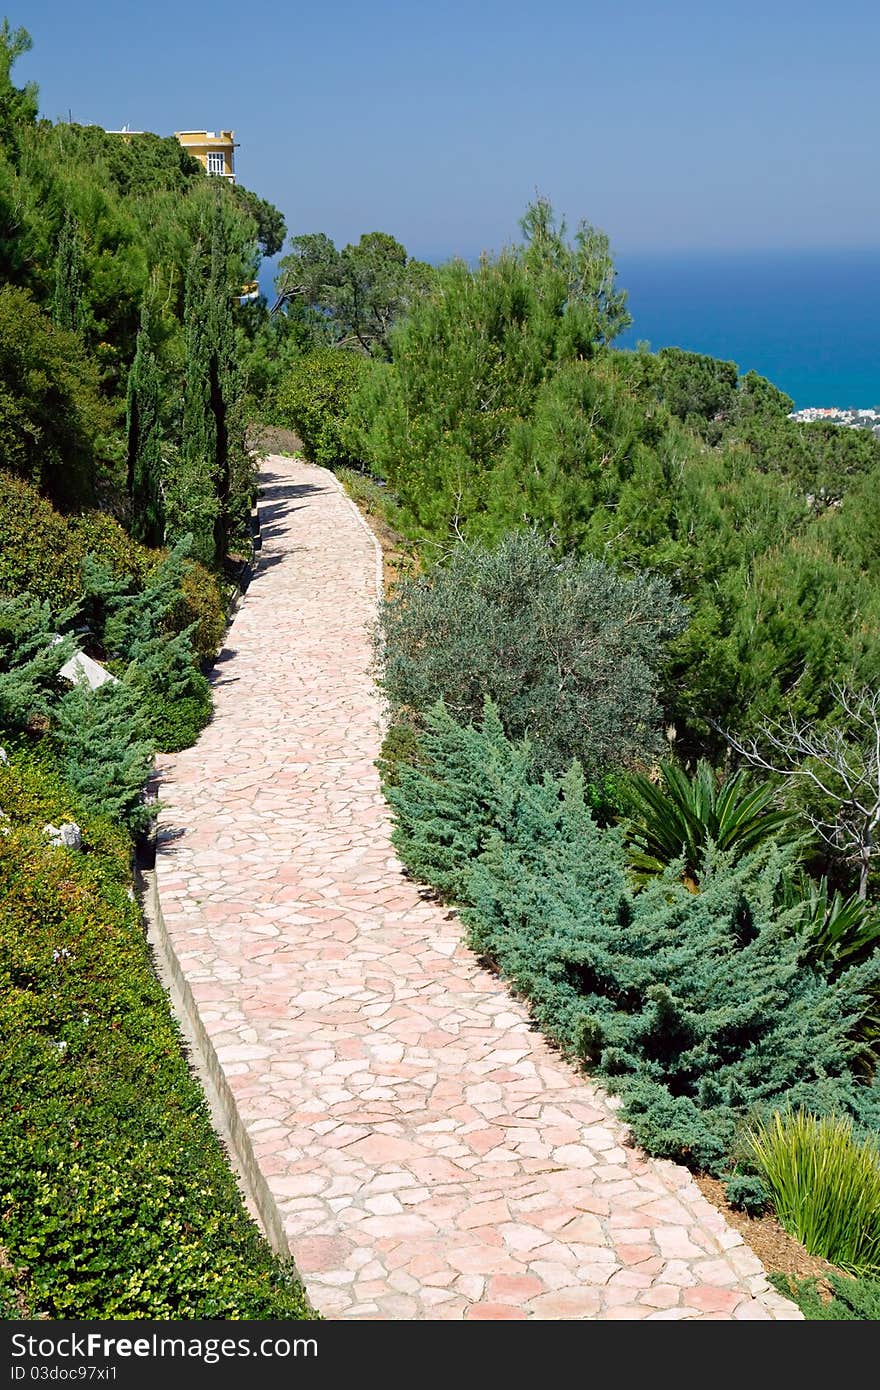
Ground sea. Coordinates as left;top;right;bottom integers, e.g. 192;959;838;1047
259;246;880;411
615;248;880;411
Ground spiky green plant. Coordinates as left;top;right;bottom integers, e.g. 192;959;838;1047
620;759;796;886
746;1109;880;1273
798;877;880;969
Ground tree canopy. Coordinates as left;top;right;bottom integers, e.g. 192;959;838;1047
274;230;435;357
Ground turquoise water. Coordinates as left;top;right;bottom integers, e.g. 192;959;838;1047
616;248;880;410
260;246;880;410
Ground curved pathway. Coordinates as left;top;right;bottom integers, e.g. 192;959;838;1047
154;455;800;1321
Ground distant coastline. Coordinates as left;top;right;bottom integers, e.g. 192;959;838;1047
789;405;880;437
259;246;880;412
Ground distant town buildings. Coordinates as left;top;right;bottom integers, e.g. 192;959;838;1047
789;405;880;438
105;125;238;184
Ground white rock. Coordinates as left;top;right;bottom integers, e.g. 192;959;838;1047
59;650;118;690
43;822;83;851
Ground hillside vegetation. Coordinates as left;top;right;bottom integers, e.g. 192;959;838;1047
267;197;880;1312
0;22;313;1319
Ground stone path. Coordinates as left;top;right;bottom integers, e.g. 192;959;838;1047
154;455;800;1321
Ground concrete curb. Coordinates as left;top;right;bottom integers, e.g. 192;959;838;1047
141;864;298;1266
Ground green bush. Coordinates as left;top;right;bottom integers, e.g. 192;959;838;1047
0;469;226;663
388;701;880;1172
724;1173;770;1216
74;548;214;757
127;645;212;754
379;529;686;778
53;681;155;832
172;560;227;661
69;511;152;586
336;465;409;536
746;1109;880;1272
0;594;74;733
0;473;86;609
772;1272;880;1320
273;347;368;468
376;720;424;788
0;285;116;511
0;755;314;1320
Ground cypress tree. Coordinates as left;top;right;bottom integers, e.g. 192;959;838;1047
176;240;219;565
176;202;253;566
52;212;85;334
205;203;251;563
125;303;165;546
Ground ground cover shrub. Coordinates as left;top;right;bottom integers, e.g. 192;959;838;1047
122;628;213;753
746;1109;880;1272
53;681;155;832
78;545;214;754
387;701;880;1173
0;755;314;1319
0;595;74;733
273;347;368;468
379;530;686;779
771;1272;880;1320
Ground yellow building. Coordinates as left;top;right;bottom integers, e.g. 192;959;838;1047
174;130;237;183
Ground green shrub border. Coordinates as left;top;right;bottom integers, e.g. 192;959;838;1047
0;755;315;1320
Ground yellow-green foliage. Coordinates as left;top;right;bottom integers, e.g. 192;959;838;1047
172;561;227;662
0;472;85;609
747;1109;880;1273
0;755;314;1319
274;348;369;468
0;473;225;660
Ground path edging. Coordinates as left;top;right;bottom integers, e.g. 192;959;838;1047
142;866;307;1287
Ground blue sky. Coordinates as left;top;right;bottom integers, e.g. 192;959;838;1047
15;0;880;262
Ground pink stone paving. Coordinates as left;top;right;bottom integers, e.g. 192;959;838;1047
154;454;801;1321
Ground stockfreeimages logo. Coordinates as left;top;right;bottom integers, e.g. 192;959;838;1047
10;1333;318;1367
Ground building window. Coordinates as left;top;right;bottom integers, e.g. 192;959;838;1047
206;151;226;175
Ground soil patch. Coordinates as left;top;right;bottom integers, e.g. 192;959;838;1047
694;1173;837;1288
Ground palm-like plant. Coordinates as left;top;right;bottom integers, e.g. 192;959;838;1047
620;759;796;887
795;876;880;969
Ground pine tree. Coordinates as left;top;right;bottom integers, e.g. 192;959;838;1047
126;303;164;546
51;212;85;334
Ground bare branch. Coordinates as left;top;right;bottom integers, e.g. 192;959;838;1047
726;685;880;898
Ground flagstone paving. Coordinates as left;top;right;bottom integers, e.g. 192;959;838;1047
154;453;801;1321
